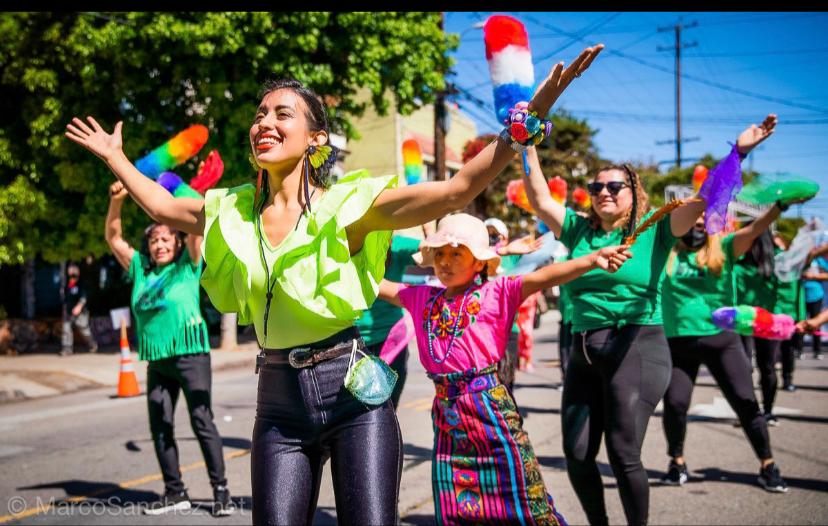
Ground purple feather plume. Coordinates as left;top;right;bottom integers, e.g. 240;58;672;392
698;144;742;234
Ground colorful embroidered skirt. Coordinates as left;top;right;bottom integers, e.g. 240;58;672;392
430;364;567;526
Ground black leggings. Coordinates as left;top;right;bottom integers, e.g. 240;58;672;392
663;332;772;461
147;353;227;494
562;324;672;526
744;337;781;414
806;300;824;355
251;335;403;525
559;320;573;379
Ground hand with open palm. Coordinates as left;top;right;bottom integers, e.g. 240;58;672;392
736;114;777;155
65;117;124;164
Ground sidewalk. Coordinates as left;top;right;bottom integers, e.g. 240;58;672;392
0;342;260;404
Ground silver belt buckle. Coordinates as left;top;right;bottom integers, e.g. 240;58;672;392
288;347;313;368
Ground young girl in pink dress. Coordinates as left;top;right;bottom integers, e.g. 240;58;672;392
379;213;630;525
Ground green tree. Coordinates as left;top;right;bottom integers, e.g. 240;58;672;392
0;12;457;266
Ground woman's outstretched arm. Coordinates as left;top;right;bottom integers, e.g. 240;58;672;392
669;114;778;237
522;146;566;238
349;45;605;248
66;117;205;236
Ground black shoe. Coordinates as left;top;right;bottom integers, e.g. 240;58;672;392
783;383;796;392
758;463;788;493
143;490;192;515
212;485;235;517
660;460;688;486
764;413;780;427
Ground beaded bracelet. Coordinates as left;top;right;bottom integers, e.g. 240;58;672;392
498;101;554;152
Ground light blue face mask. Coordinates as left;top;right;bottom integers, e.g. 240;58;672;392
344;341;398;406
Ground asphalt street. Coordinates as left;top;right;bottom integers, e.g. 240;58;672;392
1;312;827;525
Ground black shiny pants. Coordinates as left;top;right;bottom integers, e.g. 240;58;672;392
251;335;403;525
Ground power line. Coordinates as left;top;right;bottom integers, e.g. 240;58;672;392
522;14;828;115
532;12;623;63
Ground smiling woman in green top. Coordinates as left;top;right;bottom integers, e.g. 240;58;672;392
659;198;802;494
521;116;778;526
104;181;232;517
66;44;604;525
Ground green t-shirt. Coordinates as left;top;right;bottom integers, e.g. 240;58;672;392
128;250;210;361
734;249;805;321
661;234;736;338
355;235;421;346
774;277;806;321
734;257;777;310
559;208;678;332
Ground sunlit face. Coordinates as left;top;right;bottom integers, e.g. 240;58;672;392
147;225;179;266
249;89;325;172
591;169;633;222
432;244;485;289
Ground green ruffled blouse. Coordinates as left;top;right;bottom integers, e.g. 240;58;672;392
201;170;397;349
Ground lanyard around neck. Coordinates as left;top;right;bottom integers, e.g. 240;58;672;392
255;190;315;346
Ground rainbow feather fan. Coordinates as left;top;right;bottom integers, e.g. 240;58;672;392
135;125;209;180
402;139;424;185
157;172;202;199
712;305;795;340
484;15;535;125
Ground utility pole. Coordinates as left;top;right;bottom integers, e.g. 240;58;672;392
657;19;697;168
434;12;448;181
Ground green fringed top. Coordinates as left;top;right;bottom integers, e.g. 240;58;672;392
201;170;398;349
128;250;210;361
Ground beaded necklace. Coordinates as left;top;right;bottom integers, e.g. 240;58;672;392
425;282;475;365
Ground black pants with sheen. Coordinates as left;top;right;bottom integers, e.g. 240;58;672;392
147;353;227;494
663;332;772;461
251;333;403;526
562;324;672;526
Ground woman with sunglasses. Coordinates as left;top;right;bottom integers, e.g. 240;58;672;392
521;114;777;526
65;44;603;525
659;198;803;494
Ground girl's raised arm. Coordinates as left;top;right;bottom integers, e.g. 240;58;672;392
520;245;631;301
66;117;205;236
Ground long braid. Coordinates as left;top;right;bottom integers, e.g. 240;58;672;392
624;164;638;239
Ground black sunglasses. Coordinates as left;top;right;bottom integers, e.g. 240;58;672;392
587;181;629;196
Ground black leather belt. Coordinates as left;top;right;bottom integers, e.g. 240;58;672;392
255;327;361;373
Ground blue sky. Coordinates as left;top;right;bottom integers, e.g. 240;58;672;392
445;12;828;224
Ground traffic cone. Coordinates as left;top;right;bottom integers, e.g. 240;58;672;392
117;321;141;397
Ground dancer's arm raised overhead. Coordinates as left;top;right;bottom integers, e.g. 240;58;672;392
66;119;205;235
348;45;604;251
104;181;136;270
669;114;778;237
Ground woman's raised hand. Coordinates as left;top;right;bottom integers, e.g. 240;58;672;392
528;44;604;117
109;181;129;201
736;114;777;155
65;116;124;163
